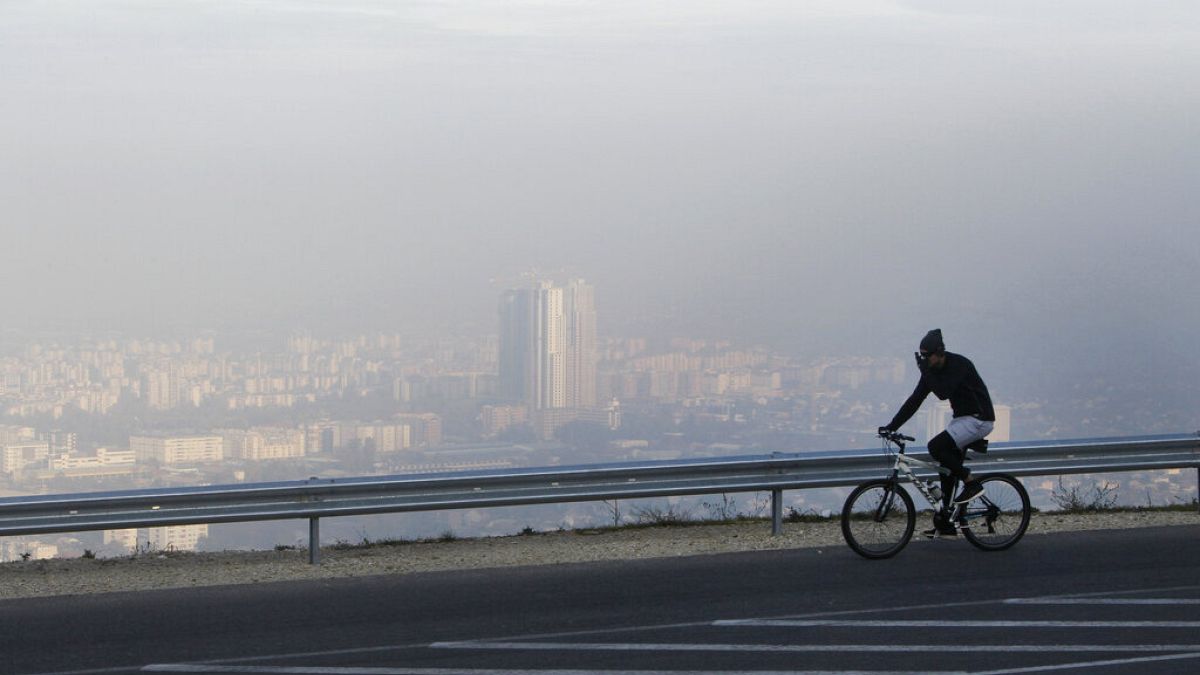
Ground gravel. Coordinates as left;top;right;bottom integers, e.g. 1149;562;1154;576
1;510;1195;600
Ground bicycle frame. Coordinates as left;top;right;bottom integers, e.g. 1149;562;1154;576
890;450;953;511
886;440;1002;532
883;438;989;531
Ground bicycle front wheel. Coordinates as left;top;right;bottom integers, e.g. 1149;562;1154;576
841;479;916;559
961;474;1031;551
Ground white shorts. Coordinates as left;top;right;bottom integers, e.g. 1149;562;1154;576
946;415;993;450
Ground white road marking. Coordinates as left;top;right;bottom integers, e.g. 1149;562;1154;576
1004;598;1200;605
125;585;1200;675
145;668;475;674
150;644;430;666
974;651;1200;674
1020;584;1200;598
707;584;1200;625
16;662;145;667
432;640;1200;654
715;619;1200;628
142;667;941;675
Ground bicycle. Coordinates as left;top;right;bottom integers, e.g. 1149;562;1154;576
841;430;1031;559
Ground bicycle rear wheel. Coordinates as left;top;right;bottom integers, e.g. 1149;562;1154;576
960;474;1031;551
841;479;916;559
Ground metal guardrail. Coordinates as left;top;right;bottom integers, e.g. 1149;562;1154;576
1;433;1197;564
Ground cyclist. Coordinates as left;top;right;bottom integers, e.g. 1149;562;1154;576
879;329;995;537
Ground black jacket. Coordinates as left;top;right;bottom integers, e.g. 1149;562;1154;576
887;352;995;431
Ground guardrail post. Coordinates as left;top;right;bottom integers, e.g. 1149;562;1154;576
309;517;320;565
771;489;783;536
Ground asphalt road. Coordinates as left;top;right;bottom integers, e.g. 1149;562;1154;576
4;524;1200;675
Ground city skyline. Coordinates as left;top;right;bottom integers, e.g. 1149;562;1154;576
2;308;1196;559
2;1;1198;558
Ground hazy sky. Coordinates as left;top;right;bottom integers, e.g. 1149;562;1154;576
3;1;1198;377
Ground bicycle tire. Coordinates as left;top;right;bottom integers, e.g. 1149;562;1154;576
841;479;916;559
960;474;1031;551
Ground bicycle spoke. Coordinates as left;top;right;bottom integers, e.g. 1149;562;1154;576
842;480;915;559
961;475;1030;550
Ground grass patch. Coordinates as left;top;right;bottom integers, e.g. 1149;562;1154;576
1048;501;1199;515
785;507;837;524
1047;476;1199;514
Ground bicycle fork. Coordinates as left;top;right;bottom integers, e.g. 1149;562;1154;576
874;480;902;522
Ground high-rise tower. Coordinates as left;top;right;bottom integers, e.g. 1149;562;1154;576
498;278;597;411
498;288;535;404
563;279;597;409
535;281;566;410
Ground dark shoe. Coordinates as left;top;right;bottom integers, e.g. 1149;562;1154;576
922;525;957;538
923;512;957;538
954;480;984;504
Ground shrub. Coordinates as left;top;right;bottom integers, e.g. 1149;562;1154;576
630;502;693;526
701;494;739;521
1050;477;1119;512
785;507;834;523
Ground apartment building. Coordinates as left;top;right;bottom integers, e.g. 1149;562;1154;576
103;525;209;553
1;441;50;475
394;413;443;447
130;435;224;465
48;447;136;471
145;524;208;552
219;428;306;461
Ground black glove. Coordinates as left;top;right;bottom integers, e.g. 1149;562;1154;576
914;351;930;374
878;426;893;437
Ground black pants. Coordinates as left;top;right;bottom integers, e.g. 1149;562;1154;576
928;431;969;506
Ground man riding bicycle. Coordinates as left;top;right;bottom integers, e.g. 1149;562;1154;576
879;329;995;537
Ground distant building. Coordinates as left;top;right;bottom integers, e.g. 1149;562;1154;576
355;422;411;453
481;404;528;436
0;539;58;563
219;428;306;461
499;278;597;410
49;447;136;471
1;441;50;476
565;280;597;409
499;278;598;415
395;413;444;447
130;435;223;465
0;425;36;446
42;430;78;453
142;369;180;410
144;524;208;552
104;528;138;552
304;421;341;453
499;287;536;405
533;405;619;441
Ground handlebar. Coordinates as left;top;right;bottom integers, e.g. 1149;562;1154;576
878;429;915;443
